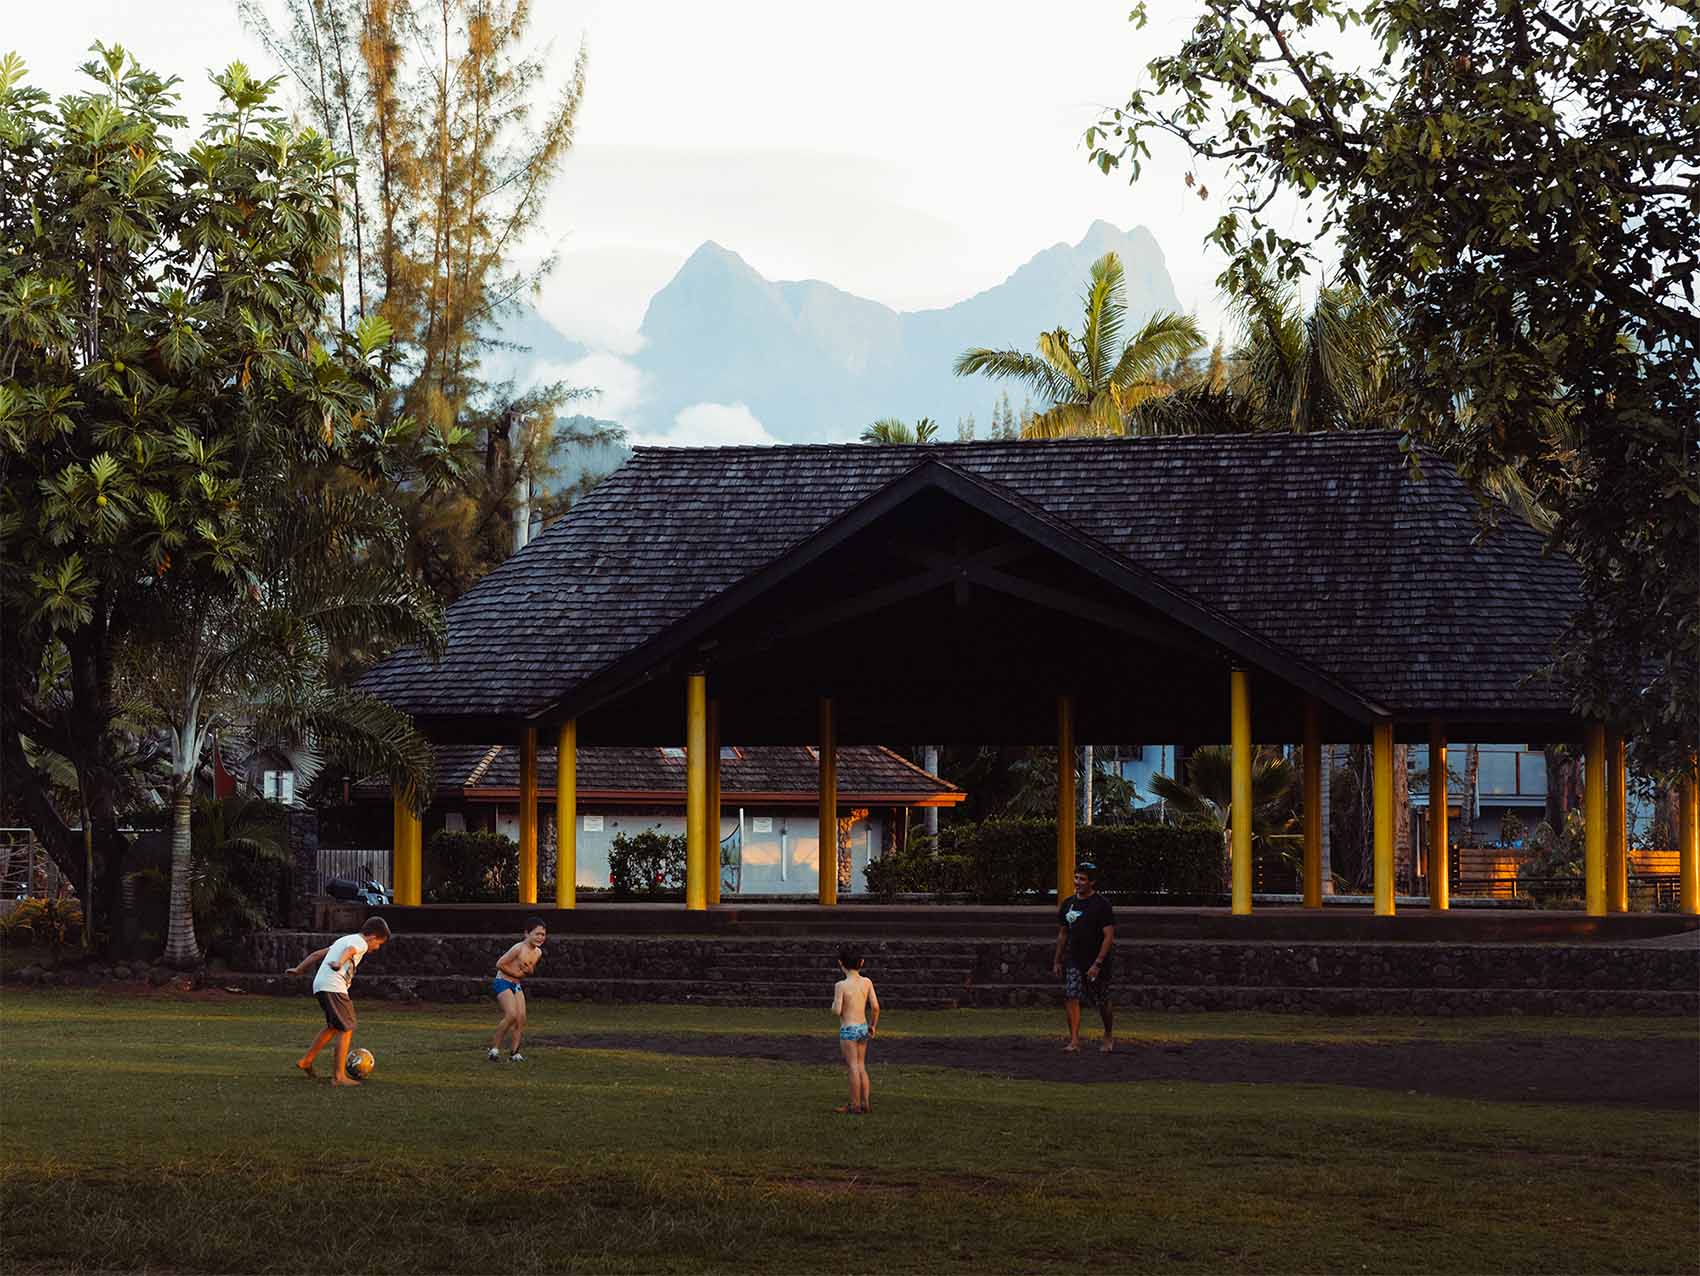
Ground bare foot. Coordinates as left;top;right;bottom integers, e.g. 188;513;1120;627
331;1075;362;1087
1100;1040;1115;1054
1062;1042;1080;1053
295;1059;315;1077
834;1104;861;1114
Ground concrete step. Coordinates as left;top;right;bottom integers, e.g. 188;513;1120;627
682;995;961;1010
963;983;1700;1016
700;951;972;971
215;970;963;1009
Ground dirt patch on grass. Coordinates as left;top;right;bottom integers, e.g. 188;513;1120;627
538;1031;1698;1110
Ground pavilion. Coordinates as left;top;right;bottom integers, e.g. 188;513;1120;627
361;431;1700;918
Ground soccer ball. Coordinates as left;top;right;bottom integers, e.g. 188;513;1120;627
346;1048;375;1080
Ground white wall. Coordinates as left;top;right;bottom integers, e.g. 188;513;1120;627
490;805;881;895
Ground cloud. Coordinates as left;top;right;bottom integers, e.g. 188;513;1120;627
633;402;782;448
551;352;645;422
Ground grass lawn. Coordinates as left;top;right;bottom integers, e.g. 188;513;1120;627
2;989;1695;1274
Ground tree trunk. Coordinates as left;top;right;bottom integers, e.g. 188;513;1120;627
1318;742;1334;894
1463;745;1480;843
922;747;939;837
1393;743;1411;888
162;781;199;968
1082;744;1094;826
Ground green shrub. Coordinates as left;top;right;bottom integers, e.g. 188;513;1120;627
426;830;519;903
0;897;84;947
188;797;292;946
607;829;686;896
862;818;1223;901
862;842;973;896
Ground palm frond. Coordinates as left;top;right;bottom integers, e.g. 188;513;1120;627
953;347;1075;404
1079;253;1127;389
1108;311;1206;393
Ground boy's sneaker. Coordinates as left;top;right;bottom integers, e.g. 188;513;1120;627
486;1047;500;1062
508;1052;525;1063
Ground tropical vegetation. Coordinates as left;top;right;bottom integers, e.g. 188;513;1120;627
240;0;619;601
1089;0;1698;775
0;48;445;957
954;251;1204;437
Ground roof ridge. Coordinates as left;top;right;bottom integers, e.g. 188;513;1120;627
464;744;504;787
628;430;1408;459
872;745;962;793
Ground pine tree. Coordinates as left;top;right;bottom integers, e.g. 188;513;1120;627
956;413;976;442
242;0;619;599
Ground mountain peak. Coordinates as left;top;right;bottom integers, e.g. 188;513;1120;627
636;225;1180;441
678;239;761;278
1080;219;1123;248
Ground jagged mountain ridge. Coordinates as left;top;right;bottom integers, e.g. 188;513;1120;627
632;221;1181;441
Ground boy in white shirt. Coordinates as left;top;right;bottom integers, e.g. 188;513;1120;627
287;916;391;1086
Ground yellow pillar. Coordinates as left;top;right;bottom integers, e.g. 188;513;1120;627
707;699;722;906
1302;700;1322;908
1605;729;1627;913
1583;721;1606;917
1372;720;1395;916
1057;694;1076;898
392;786;421;906
818;697;838;906
1679;762;1698;917
518;727;538;904
1429;721;1449;911
555;720;577;909
1229;670;1252;915
685;674;709;910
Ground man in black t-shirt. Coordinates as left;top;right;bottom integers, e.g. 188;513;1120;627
1052;862;1116;1053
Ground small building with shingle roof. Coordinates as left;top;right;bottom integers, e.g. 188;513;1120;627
353;743;961;896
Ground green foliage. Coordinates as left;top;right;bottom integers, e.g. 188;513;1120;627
956;252;1204;437
860;417;940;444
862;820;1222;900
606;828;686;897
238;0;616;601
426;830;518;904
1518;810;1586;906
861;838;974;897
189;795;290;947
0;46;453;942
1147;746;1298;852
1091;0;1698;773
0;897;84;947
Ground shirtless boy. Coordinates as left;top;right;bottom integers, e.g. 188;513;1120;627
488;917;547;1062
830;950;880;1114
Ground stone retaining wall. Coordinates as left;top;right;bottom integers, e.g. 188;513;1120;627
227;930;1699;1016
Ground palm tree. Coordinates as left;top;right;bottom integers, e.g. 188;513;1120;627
954;252;1204;438
1149;746;1298;855
860;417;940;444
125;483;441;968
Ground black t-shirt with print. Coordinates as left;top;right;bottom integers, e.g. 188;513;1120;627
1058;893;1115;971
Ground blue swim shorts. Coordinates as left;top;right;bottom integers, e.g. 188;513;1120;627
838;1023;871;1042
492;977;523;997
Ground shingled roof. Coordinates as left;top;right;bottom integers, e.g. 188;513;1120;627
362;744;962;805
362;432;1581;744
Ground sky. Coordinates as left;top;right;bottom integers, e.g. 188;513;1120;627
13;0;1358;444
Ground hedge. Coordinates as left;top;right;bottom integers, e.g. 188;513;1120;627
863;818;1223;900
426;830;519;903
607;829;687;897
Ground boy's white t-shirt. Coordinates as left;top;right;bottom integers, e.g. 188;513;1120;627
312;933;370;995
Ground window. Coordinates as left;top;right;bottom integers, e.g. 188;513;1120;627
262;770;296;805
443;812;466;833
658;747;685;760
